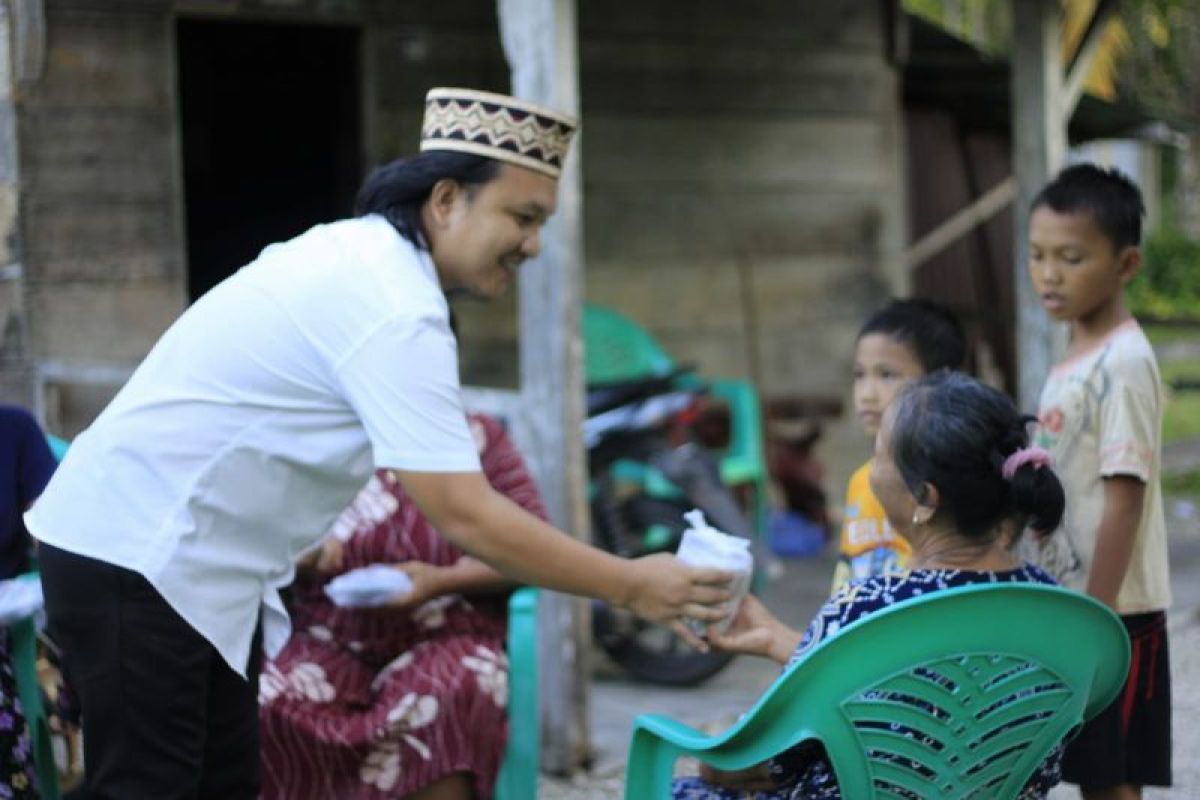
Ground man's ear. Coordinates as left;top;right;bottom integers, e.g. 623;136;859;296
1117;245;1142;286
426;178;463;227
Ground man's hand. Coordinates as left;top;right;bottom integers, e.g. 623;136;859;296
621;553;732;649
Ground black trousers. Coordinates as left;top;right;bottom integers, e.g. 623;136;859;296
1062;610;1172;790
39;543;262;800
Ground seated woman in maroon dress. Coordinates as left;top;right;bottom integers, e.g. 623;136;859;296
259;413;545;800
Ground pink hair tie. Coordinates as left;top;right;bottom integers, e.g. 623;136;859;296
1001;447;1054;480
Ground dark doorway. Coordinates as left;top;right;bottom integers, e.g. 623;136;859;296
177;19;361;301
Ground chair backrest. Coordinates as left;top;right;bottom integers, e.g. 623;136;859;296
639;584;1129;799
45;434;70;463
583;304;675;385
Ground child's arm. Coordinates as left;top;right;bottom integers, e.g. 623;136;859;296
1087;475;1145;610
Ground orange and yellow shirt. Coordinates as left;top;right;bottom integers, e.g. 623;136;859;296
830;460;911;593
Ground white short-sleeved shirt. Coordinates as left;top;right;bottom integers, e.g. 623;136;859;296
25;215;481;675
1023;320;1171;614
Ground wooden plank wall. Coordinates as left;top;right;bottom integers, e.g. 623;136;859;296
10;0;517;426
16;0;907;484
449;1;909;415
18;1;182;431
906;108;1017;395
579;1;907;403
362;0;516;388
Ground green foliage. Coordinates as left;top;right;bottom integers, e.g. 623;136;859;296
1162;390;1200;444
1128;229;1200;319
1162;468;1200;500
1146;324;1200;449
1116;0;1200;126
903;0;1011;54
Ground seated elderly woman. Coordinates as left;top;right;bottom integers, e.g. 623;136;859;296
674;371;1068;800
260;413;544;800
0;406;57;799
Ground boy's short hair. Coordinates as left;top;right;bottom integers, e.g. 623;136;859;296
858;299;967;373
1031;163;1146;250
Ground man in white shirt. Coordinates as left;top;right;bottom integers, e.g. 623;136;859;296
27;88;731;799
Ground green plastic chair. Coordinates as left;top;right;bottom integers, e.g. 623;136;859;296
583;304;676;384
45;434;69;464
624;584;1130;800
2;434;69;799
496;586;540;800
8;596;60;800
582;304;770;536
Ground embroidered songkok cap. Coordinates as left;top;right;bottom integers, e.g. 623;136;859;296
420;87;578;179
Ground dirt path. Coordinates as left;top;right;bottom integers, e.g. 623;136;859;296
1164;437;1200;477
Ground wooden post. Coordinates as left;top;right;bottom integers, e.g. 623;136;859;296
0;3;32;407
1011;0;1067;413
497;0;591;775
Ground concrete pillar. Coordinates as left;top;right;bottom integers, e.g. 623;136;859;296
497;0;591;774
1011;0;1067;413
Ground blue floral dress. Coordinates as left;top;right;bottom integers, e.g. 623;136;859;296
0;629;39;799
673;565;1062;800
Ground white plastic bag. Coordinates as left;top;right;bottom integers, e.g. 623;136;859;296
324;565;414;608
0;573;43;625
674;509;753;634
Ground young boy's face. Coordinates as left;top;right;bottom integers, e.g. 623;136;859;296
853;334;925;437
1028;206;1139;326
868;404;919;536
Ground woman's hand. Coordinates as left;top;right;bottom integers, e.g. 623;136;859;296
706;595;800;664
382;562;448;611
623;553;733;650
296;537;344;576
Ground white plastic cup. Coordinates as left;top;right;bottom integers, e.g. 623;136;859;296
674;509;753;635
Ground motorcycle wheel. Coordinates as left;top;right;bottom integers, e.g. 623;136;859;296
592;603;736;686
591;495;737;686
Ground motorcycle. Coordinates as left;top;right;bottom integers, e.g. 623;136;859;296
585;369;761;686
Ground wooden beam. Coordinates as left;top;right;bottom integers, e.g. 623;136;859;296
1063;0;1118;118
1011;0;1067;412
11;0;46;85
906;176;1016;270
496;0;591;776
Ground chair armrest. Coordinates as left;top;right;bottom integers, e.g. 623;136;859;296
632;713;714;749
495;587;539;800
7;572;60;799
625;714;717;800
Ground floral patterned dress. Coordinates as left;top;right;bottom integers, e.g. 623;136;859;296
672;565;1064;800
259;415;545;799
0;630;38;799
